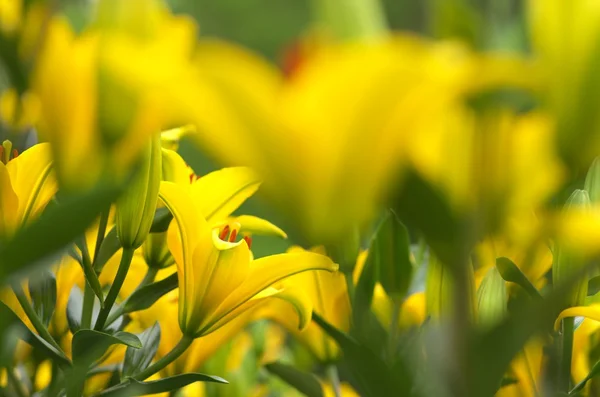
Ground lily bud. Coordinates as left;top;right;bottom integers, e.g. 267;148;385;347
553;189;591;308
116;133;162;249
585;157;600;204
476;267;507;329
143;231;174;269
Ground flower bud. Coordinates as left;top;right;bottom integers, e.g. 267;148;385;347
116;132;162;249
143;231;174;269
553;189;591;308
476;266;507;329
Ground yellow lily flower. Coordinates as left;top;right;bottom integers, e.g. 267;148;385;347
0;142;56;239
159;181;338;338
409;108;563;234
181;33;537;250
32;0;197;191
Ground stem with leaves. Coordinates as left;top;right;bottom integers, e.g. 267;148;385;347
94;247;134;330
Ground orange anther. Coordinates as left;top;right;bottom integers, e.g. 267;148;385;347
12;149;18;159
243;235;252;249
219;225;230;240
0;146;4;160
229;229;238;242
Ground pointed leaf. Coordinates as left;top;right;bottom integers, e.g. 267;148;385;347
0;302;71;367
123;272;178;314
496;257;542;299
312;313;411;397
123;322;161;378
369;211;414;299
587;275;600;296
68;329;141;397
0;184;121;283
265;362;324;397
28;269;57;327
97;373;228;396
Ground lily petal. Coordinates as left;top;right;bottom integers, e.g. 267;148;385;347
0;162;18;237
161;148;191;185
6;143;56;226
189;167;261;222
216;215;288;238
209;252;337;331
187;235;251;334
160;181;207;277
270;285;313;331
554;305;600;330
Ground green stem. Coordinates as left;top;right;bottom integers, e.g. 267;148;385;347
93;209;110;265
94;247;134;331
81;281;95;329
345;272;355;305
133;335;193;381
559;317;574;392
326;365;342;397
104;266;158;327
12;283;63;353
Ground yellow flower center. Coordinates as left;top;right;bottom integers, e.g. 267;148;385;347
217;223;252;248
0;140;18;164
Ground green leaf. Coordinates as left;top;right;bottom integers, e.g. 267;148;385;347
123;322;161;378
68;329;141;397
265;362;324;397
149;207;173;233
352;240;389;354
98;373;228;396
28;269;57;327
570;358;600;395
76;240;105;308
312;313;411;397
369;210;414;299
94;227;122;273
495;257;542;299
0;184;121;283
0;302;71;367
123;272;178;314
467;258;600;396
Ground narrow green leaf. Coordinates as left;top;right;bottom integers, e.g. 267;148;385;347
149;207;173;233
0;184;121;283
28;269;57;327
570;358;600;395
68;329;141;397
265;362;324;397
94;227;121;273
312;313;411;397
77;243;105;307
370;211;414;299
0;302;71;367
468;258;600;396
123;272;177;314
98;373;227;396
123;322;161;378
495;257;542;299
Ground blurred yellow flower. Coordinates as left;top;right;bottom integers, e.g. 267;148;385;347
32;0;197;191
